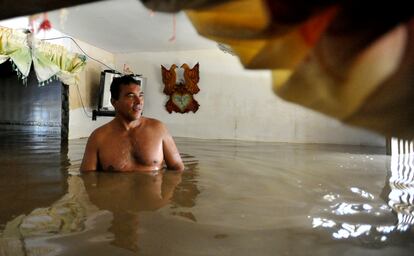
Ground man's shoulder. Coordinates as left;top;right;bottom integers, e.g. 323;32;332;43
90;122;113;138
141;117;168;132
142;117;164;127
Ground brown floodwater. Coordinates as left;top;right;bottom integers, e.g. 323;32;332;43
0;130;413;255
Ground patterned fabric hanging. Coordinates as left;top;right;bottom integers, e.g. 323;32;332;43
0;27;86;86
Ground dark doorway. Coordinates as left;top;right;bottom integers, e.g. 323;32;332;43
0;61;70;222
0;61;68;140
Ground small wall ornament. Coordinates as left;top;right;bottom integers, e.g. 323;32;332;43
161;63;200;114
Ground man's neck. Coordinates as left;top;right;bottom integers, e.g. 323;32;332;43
113;116;143;131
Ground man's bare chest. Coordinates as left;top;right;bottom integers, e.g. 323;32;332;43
98;131;164;171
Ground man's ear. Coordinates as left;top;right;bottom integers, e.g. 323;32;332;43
111;98;115;107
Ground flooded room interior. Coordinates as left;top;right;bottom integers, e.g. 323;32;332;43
0;0;413;255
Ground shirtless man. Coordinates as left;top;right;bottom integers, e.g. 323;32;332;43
80;75;184;172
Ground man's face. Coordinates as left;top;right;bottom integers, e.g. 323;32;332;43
112;83;144;121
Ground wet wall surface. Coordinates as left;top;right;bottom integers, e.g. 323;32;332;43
0;62;61;131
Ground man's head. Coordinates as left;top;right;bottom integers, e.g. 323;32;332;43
110;75;141;100
110;75;144;121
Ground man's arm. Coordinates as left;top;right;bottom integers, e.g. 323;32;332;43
80;133;99;172
162;125;184;171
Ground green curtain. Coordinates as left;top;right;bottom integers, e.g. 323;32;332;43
0;27;86;86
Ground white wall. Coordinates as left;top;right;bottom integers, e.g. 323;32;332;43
114;49;385;146
1;17;385;146
67;40;116;139
69;108;113;139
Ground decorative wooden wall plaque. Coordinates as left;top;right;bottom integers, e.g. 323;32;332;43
161;63;200;113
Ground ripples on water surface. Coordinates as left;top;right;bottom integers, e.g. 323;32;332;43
0;132;414;255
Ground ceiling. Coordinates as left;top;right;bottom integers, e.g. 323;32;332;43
45;0;217;53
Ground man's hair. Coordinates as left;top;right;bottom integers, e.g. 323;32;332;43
110;75;141;100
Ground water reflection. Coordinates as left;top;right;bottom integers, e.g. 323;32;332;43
0;156;200;254
169;154;201;222
387;153;414;231
5;135;413;255
312;152;414;243
85;170;196;251
0;174;98;255
0;130;67;230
